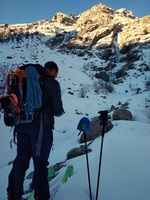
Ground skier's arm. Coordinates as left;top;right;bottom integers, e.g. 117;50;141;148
51;80;65;117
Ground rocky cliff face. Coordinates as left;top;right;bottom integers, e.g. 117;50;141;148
0;3;149;84
0;3;149;51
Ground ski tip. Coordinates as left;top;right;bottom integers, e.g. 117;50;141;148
61;165;74;183
48;167;55;177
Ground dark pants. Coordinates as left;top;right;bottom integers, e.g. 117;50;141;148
7;123;53;200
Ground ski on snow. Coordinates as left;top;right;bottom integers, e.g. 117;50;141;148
50;165;74;200
24;165;74;200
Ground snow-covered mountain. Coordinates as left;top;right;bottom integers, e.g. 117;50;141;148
0;3;150;200
0;3;150;92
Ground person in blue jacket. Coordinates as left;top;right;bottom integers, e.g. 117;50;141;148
7;61;65;200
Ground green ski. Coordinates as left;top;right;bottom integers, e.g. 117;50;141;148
25;167;55;200
26;165;74;200
27;190;34;200
61;165;74;183
48;167;55;180
50;165;74;199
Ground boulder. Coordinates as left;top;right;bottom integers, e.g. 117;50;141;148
67;145;92;159
112;109;132;120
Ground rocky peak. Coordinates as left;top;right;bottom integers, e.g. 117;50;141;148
116;8;136;19
52;12;77;25
76;3;137;28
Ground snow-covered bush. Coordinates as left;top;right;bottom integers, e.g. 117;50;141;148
93;79;114;94
78;84;90;98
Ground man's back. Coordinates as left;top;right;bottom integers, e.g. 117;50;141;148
33;75;64;128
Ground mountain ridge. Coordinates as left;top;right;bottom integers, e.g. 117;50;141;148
0;3;150;54
0;3;149;99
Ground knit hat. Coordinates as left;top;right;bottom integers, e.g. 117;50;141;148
44;61;58;72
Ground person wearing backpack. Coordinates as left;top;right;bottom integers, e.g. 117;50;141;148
7;61;65;200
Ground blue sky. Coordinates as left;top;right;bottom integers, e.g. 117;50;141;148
0;0;150;24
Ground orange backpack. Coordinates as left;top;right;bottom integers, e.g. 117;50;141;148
0;63;49;127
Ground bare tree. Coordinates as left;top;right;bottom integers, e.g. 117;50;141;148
78;84;90;98
145;97;150;121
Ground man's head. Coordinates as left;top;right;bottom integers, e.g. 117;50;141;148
44;61;58;78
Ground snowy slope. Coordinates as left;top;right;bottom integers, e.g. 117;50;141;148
0;26;150;200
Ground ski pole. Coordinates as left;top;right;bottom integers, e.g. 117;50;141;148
83;132;92;200
77;117;92;200
96;110;108;200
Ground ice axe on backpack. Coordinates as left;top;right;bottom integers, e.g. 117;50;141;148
0;94;20;127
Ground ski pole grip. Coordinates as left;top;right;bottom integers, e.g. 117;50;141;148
98;110;108;126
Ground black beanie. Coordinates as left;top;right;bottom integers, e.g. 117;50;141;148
44;61;58;72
